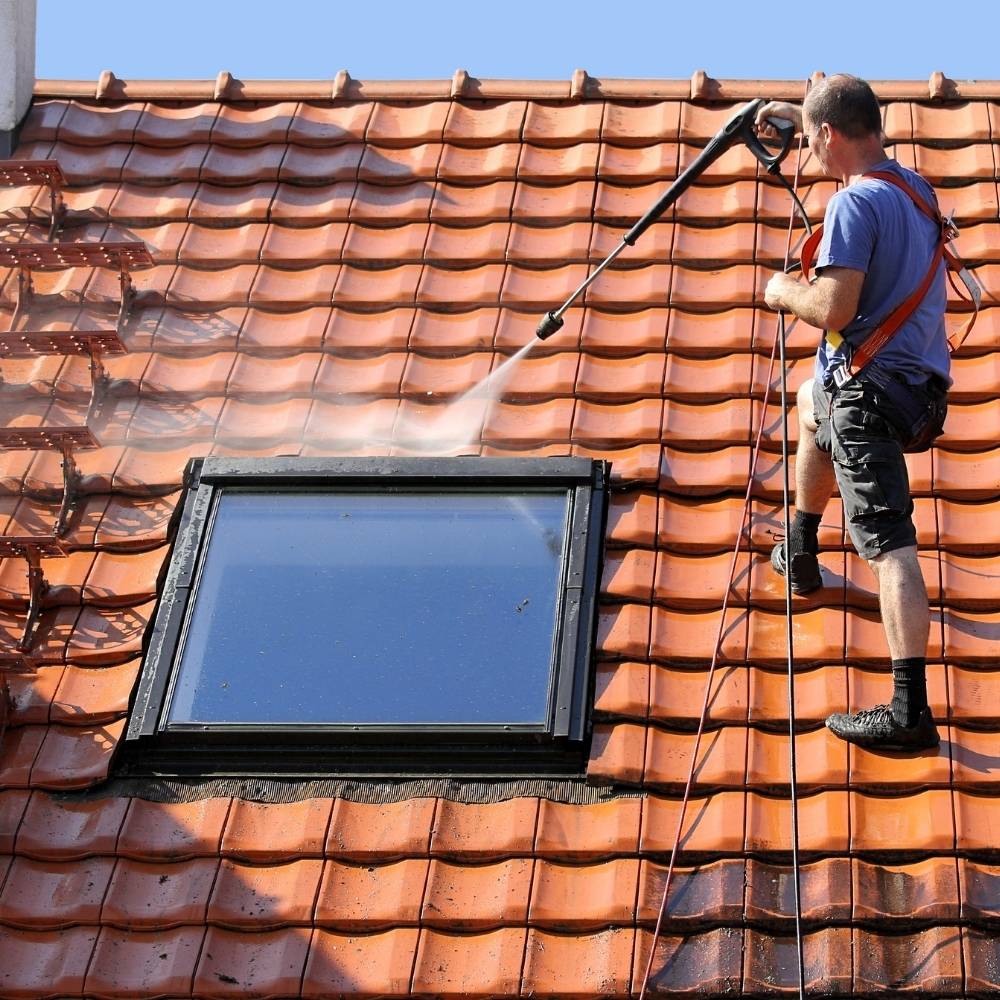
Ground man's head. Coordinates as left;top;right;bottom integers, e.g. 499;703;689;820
802;74;885;178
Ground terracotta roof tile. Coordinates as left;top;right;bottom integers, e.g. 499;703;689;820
432;180;514;221
635;926;743;995
4;87;1000;994
430;798;538;859
132;102;219;146
207;858;323;928
280;143;363;184
269;180;356;223
0;854;113;927
744;857;851;925
117;797;232;860
0;925;98;998
437;142;521;180
411;927;527;996
327;798;435;860
522;927;634;997
302;927;418;998
523;102;604;145
101;857;218;928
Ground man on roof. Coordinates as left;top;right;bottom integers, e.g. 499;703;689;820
755;74;949;752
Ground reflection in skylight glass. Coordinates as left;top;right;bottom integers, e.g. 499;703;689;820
167;491;569;726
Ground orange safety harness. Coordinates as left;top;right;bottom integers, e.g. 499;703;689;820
798;169;981;387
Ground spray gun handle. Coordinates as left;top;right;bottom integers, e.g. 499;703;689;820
742;111;797;174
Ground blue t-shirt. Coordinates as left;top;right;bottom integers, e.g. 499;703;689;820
814;158;950;386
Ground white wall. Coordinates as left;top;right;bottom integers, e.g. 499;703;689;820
0;0;36;133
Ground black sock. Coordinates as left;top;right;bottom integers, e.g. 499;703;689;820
890;657;927;727
788;510;821;558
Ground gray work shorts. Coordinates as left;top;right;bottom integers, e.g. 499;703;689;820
812;372;948;560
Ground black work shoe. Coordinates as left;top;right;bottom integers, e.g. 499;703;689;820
825;704;940;751
770;541;822;595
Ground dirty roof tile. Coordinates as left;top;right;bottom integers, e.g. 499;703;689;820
316;857;429;929
648;663;747;727
302;927;418;998
513;180;594;222
431;179;515;221
84;926;205;997
287;102;372;146
120;142;209;183
744;927;853;995
343;221;428;263
635;926;743;995
269;180;356;223
420;858;530;930
523;101;604;145
132;101;218;145
327;797;435;860
638;858;746;927
366;102;450;145
210;101;297;146
0;854;113;928
640;791;746;855
437;142;521;180
744;857;852;925
279;143;363;184
745;791;850;854
854;926;964;994
102;857;218;928
411;927;527;996
193;926;311;998
15;791;128;860
853;857;960;923
442;100;526;145
0;926;98;998
430;798;538;859
207;858;323;928
117;796;232;860
188;181;275;222
523;927;634;997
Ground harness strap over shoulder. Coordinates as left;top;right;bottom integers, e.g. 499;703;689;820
798;169;981;375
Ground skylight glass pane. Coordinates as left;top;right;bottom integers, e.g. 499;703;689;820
166;490;569;726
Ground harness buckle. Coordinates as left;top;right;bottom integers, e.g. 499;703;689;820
831;364;853;389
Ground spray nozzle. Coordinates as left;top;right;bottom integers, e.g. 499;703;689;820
536;311;564;340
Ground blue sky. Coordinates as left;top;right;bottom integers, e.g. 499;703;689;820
36;0;1000;82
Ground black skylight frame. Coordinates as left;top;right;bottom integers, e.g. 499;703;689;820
119;456;608;778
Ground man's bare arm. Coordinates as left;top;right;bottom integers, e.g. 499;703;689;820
764;267;865;331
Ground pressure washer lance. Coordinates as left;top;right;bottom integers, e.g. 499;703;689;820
535;98;797;339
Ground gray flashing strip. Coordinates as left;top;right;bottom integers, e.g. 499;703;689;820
59;775;643;806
